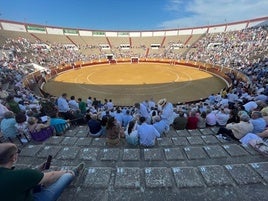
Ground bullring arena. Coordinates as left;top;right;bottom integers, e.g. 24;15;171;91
44;62;226;105
1;16;268;201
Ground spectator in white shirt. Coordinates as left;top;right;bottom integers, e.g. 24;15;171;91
57;93;76;121
68;96;79;112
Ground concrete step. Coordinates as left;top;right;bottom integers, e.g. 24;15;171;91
12;125;268;201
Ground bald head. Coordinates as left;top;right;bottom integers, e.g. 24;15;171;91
0;143;17;165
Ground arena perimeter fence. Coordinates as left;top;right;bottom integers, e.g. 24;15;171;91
22;58;250;106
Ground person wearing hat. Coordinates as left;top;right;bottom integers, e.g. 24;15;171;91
157;98;174;128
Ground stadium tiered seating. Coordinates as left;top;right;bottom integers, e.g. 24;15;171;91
13;125;268;200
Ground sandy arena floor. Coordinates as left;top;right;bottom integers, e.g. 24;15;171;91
43;63;226;106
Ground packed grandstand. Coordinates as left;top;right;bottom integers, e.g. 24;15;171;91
0;16;268;200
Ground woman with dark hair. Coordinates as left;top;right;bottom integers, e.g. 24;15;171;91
197;111;207;129
125;120;139;146
227;108;240;124
106;116;122;146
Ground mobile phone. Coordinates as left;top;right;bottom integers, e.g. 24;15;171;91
41;116;48;123
44;155;52;170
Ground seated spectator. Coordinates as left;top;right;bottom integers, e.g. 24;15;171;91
158;98;174;127
260;105;268;126
27;116;51;133
49;112;69;135
240;133;263;145
197;111;207;129
0;86;8;99
186;110;198;129
27;116;53;141
243;100;258;114
125;120;139;146
40;97;58;117
216;107;230;127
106;116;123;146
172;111;187;130
227;108;240;124
206;108;217;127
15;112;29;139
250;111;267;134
114;107;123;127
258;129;268;138
122;110;133;128
87;114;103;137
57;93;76;121
237;105;249;118
217;114;253;140
5;95;21;114
152;116;169;136
0;111;18;139
137;116;160;147
0;142;85;201
0;102;10;122
78;98;87;115
68;95;79;112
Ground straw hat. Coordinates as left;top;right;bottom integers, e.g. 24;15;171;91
158;98;167;107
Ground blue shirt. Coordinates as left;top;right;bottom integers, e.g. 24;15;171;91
250;118;266;134
122;114;133;128
57;97;70;112
88;119;102;134
137;123;160;146
153;120;169;136
0;118;18;138
50;118;67;133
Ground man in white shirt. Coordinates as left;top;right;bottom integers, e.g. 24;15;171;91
206;108;217;127
158;98;174;127
107;99;114;111
57;93;75;120
216;108;230;127
134;102;150;123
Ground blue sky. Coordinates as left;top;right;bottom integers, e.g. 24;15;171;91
0;0;267;31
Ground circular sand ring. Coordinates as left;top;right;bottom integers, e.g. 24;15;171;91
43;63;227;106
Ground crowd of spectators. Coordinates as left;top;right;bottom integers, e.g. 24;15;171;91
0;25;268;149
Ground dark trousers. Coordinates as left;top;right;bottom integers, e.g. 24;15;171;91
59;111;76;120
217;127;238;140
